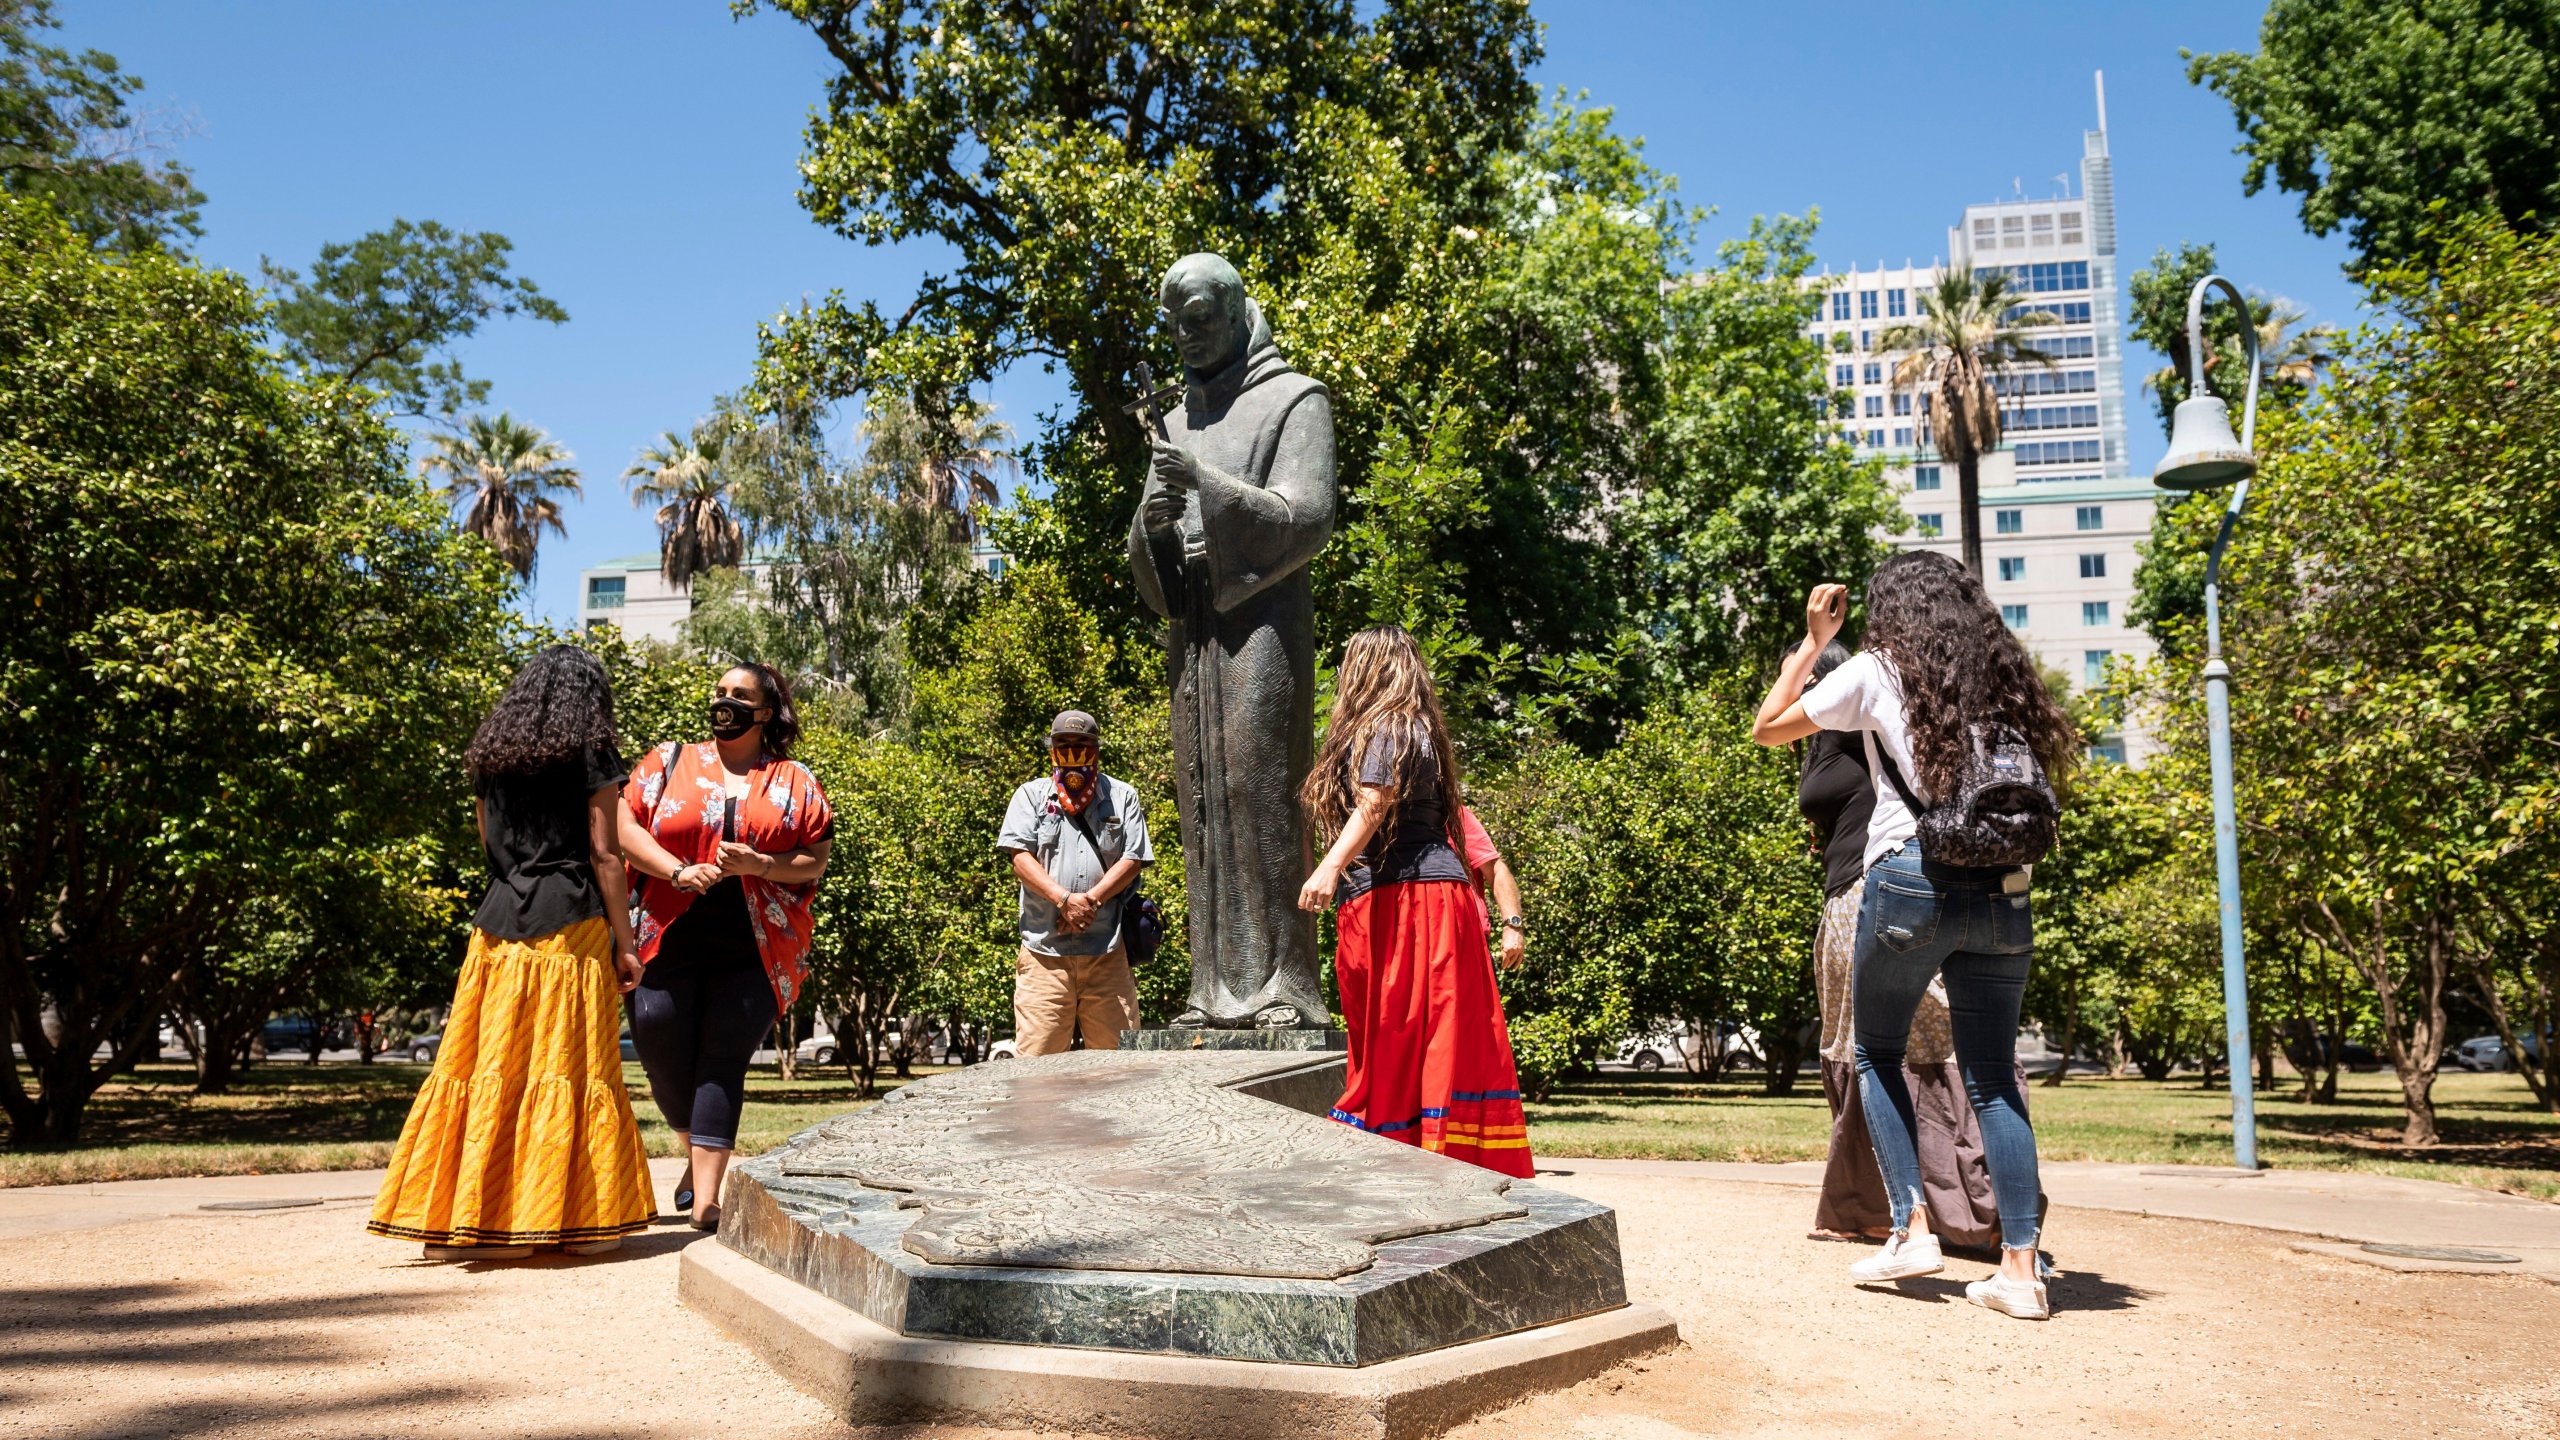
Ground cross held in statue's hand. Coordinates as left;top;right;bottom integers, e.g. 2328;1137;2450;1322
1122;361;1182;441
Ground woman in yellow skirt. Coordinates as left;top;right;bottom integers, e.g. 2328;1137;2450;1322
369;645;657;1260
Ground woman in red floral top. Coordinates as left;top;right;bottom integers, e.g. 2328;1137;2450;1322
618;662;833;1229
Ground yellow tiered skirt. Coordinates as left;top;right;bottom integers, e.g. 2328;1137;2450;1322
367;916;654;1246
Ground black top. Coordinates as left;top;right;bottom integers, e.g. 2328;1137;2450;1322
654;875;762;971
1341;729;1472;904
471;742;630;941
1798;729;1876;899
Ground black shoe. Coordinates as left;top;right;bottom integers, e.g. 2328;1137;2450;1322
673;1179;694;1215
690;1204;721;1233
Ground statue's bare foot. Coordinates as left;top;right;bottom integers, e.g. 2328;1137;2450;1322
1168;1008;1211;1029
1250;1003;1303;1030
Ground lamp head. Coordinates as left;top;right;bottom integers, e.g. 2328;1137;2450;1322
2154;395;2256;491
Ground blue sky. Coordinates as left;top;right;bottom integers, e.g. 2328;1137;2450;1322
73;1;2354;628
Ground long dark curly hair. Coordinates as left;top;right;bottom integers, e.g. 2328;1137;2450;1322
1862;551;2079;800
465;645;620;780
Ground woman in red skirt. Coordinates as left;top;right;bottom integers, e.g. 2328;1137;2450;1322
1296;625;1533;1178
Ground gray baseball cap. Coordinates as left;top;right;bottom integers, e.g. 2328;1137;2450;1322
1049;709;1101;742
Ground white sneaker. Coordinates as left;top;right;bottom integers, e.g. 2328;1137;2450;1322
562;1237;622;1256
1965;1273;2051;1320
1849;1230;1944;1283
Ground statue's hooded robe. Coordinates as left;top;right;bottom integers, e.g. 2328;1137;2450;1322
1128;299;1336;1026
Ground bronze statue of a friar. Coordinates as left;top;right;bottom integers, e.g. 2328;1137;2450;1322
1125;253;1336;1029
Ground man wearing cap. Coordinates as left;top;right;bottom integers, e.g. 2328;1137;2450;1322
995;710;1156;1056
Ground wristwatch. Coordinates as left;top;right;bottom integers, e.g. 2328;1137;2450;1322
1501;916;1527;934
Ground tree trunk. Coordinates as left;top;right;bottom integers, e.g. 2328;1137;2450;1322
2040;994;2076;1089
1956;450;1985;578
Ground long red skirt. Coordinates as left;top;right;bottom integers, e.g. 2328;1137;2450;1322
1331;879;1535;1177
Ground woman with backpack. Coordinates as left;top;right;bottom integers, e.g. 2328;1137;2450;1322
1752;551;2076;1320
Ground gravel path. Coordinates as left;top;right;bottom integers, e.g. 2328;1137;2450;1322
3;1167;2553;1439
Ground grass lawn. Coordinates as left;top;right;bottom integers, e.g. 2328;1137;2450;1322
1524;1068;2560;1202
8;1058;2555;1202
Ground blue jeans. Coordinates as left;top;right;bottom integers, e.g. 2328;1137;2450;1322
1851;844;2042;1250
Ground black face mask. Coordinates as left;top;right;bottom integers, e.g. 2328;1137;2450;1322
708;695;761;740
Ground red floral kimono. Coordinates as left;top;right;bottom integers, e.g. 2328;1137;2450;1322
626;742;834;1015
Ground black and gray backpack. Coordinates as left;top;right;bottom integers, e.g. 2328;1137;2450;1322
1877;723;2058;868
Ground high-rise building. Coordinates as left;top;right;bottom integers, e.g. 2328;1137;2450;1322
1809;75;2150;760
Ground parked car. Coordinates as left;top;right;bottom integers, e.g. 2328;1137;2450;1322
1614;1031;1683;1073
260;1016;332;1056
2447;1036;2511;1073
409;1031;445;1064
987;1038;1018;1060
794;1023;843;1066
2281;1033;2388;1074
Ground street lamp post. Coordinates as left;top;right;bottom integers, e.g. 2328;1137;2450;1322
2153;274;2265;1171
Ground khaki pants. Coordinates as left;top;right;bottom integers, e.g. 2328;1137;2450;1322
1014;944;1139;1057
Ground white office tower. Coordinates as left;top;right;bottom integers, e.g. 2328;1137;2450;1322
1810;73;2152;761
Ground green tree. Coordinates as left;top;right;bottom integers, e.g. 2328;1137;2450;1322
738;0;1545;648
1474;691;1821;1097
422;411;582;582
0;0;202;252
2189;0;2560;272
2175;214;2560;1143
624;421;747;593
2125;242;2338;654
0;193;516;1143
263;219;568;420
1645;213;1895;683
687;392;986;721
1869;265;2056;578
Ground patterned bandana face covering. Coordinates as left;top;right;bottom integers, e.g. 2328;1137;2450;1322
1050;740;1099;816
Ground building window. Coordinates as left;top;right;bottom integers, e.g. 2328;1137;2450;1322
1887;288;1908;317
1998;557;2025;582
1835;363;1854;386
1892;427;1912;448
2001;604;2028;629
1994;509;2022;535
2075;505;2103;531
1831;291;1851;321
1865;428;1885;447
2084;649;2112;687
2087;737;2127;766
2083;601;2110;626
586;576;626;610
1915;513;1944;537
2079;553;2106;579
1859;290;1878;320
1860;329;1873;350
1891;392;1912;416
2013;439;2105;467
1863;395;1883;418
1912;465;1941;491
1862;361;1882;385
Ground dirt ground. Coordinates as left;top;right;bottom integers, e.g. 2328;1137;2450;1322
3;1170;2554;1440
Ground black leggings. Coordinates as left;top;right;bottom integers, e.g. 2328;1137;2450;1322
630;950;775;1150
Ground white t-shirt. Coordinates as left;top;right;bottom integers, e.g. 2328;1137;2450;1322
1801;650;1930;871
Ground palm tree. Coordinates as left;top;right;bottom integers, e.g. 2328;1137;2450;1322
422;412;581;581
859;393;1017;542
2141;298;2336;434
623;421;746;592
1871;266;2058;577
